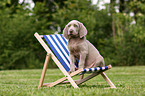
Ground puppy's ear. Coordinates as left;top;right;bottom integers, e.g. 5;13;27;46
63;24;69;39
79;22;87;38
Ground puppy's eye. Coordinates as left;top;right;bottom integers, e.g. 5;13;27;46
68;24;71;27
74;24;78;27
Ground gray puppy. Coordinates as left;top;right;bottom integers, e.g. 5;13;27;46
63;20;105;73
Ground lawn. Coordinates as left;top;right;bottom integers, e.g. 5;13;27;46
0;66;145;96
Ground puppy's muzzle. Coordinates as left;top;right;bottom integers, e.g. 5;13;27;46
68;29;74;35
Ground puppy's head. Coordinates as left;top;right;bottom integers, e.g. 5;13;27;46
63;20;87;39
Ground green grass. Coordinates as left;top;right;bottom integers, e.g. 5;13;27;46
0;66;145;96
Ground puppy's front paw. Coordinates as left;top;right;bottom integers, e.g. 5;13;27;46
78;63;84;69
70;67;75;73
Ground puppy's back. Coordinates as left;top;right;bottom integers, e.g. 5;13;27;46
84;40;103;68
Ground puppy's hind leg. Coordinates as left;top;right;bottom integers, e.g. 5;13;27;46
100;58;105;67
94;57;105;67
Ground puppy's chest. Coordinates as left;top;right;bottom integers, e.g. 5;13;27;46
68;43;80;55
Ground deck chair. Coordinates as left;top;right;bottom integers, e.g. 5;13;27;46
34;32;116;88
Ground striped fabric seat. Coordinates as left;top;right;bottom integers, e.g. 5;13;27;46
43;34;109;73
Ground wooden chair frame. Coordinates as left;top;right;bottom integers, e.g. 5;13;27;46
34;32;116;88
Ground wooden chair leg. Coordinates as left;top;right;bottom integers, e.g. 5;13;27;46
38;53;51;88
47;77;67;87
76;72;100;85
80;74;84;80
47;68;83;87
101;72;116;88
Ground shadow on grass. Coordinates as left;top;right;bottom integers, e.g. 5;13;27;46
79;84;110;88
49;84;112;89
39;83;124;89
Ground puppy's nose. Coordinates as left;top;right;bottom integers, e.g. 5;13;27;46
69;29;73;33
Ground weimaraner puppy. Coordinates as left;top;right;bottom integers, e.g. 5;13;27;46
63;20;105;73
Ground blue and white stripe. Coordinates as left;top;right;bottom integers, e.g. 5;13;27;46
43;34;109;73
43;34;70;72
82;66;109;74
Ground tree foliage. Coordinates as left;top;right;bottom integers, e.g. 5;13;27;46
108;0;145;65
0;0;145;70
0;0;52;69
